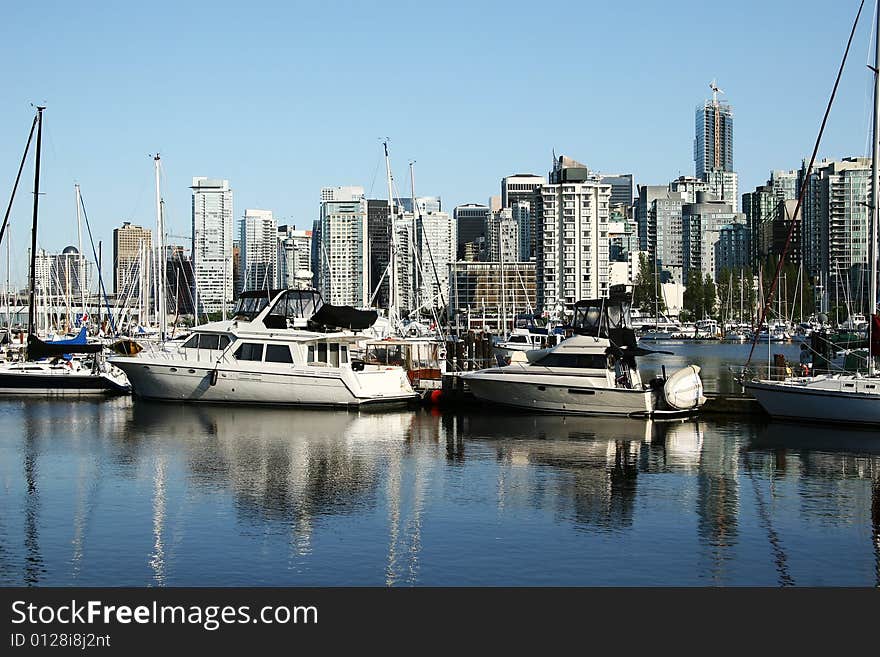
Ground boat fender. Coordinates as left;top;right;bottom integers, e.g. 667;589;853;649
663;365;707;410
210;368;219;386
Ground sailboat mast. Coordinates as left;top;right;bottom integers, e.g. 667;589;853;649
26;107;45;340
870;2;880;377
154;154;166;341
75;184;85;323
384;141;397;328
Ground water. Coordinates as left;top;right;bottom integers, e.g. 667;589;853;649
0;347;877;586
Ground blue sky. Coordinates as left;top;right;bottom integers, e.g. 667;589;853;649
1;0;877;285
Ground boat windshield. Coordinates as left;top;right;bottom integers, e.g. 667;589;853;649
264;290;324;328
233;295;274;320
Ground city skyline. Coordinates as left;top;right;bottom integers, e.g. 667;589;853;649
1;1;876;287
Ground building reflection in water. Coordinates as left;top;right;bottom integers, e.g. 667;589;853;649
6;396;880;586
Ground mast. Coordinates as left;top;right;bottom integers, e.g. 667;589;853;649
871;0;880;376
154;154;166;340
26;107;45;340
409;161;418;315
384;141;398;328
75;184;85;323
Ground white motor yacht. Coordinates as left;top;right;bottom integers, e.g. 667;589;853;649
463;288;706;416
110;289;418;408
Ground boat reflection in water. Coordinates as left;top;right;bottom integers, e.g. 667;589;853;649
1;400;878;585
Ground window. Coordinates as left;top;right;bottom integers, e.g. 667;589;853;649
317;343;328;363
307;345;315;362
234;343;264;361
265;344;293;364
534;353;607;369
329;343;340;367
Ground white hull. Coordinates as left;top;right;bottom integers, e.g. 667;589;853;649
745;378;880;425
464;370;656;416
112;357;416;408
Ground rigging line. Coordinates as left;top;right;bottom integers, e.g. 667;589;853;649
865;0;879;158
0;112;38;248
78;191;118;336
746;0;867;367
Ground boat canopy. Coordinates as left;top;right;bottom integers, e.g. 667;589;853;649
569;285;636;347
309;304;377;331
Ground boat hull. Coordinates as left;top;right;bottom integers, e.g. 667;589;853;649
112;358;417;408
463;371;656;416
0;371;130;396
745;379;880;425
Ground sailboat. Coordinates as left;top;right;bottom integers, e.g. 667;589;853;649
0;107;130;396
744;3;880;425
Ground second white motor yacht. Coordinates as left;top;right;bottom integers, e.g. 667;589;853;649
463;287;706;416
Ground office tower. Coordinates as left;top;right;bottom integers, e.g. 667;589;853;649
743;171;802;268
694;82;734;178
317;186;368;306
487;208;520;263
600;174;635;206
511;201;533;261
701;169;738;210
502;174;545;208
232;241;241;299
165;245;195;315
802;157;872;312
534;155;611;309
366;199;391;308
191;177;233;315
681;193;748;282
637;184;687;284
277;225;313;290
502;174;545;259
32;247;92;305
113;221;152;298
715;224;751;281
453;203;490;260
239;209;277;292
412;209;456;312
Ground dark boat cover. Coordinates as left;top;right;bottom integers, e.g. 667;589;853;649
27;328;102;360
309;304;378;331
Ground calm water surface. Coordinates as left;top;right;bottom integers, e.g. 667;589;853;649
0;347;878;586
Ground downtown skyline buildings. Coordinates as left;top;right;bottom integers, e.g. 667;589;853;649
67;78;876;321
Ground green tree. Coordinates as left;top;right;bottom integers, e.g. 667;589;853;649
703;274;716;319
633;254;665;314
683;269;704;319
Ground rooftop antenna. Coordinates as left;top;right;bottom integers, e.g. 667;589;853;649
709;79;724;104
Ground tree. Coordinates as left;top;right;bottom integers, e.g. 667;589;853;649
633;254;665;315
703;273;716;319
683;269;704;319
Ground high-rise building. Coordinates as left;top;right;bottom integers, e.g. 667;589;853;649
487;208;520;263
502;174;545;259
316;186;368;306
366;199;391;308
412;209;456;312
165;245;195;316
191;177;233;315
681;193;747;282
600;174;634;206
33;246;92;303
502;174;545;208
802;157;872;312
277;225;313;290
714;224;751;281
239;209;277;292
637;185;687;284
534;155;611;308
701;169;739;210
695;85;734;178
113;221;152;298
453;203;490;260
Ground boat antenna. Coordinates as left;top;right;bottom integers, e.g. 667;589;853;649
745;0;865;367
27;106;45;342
